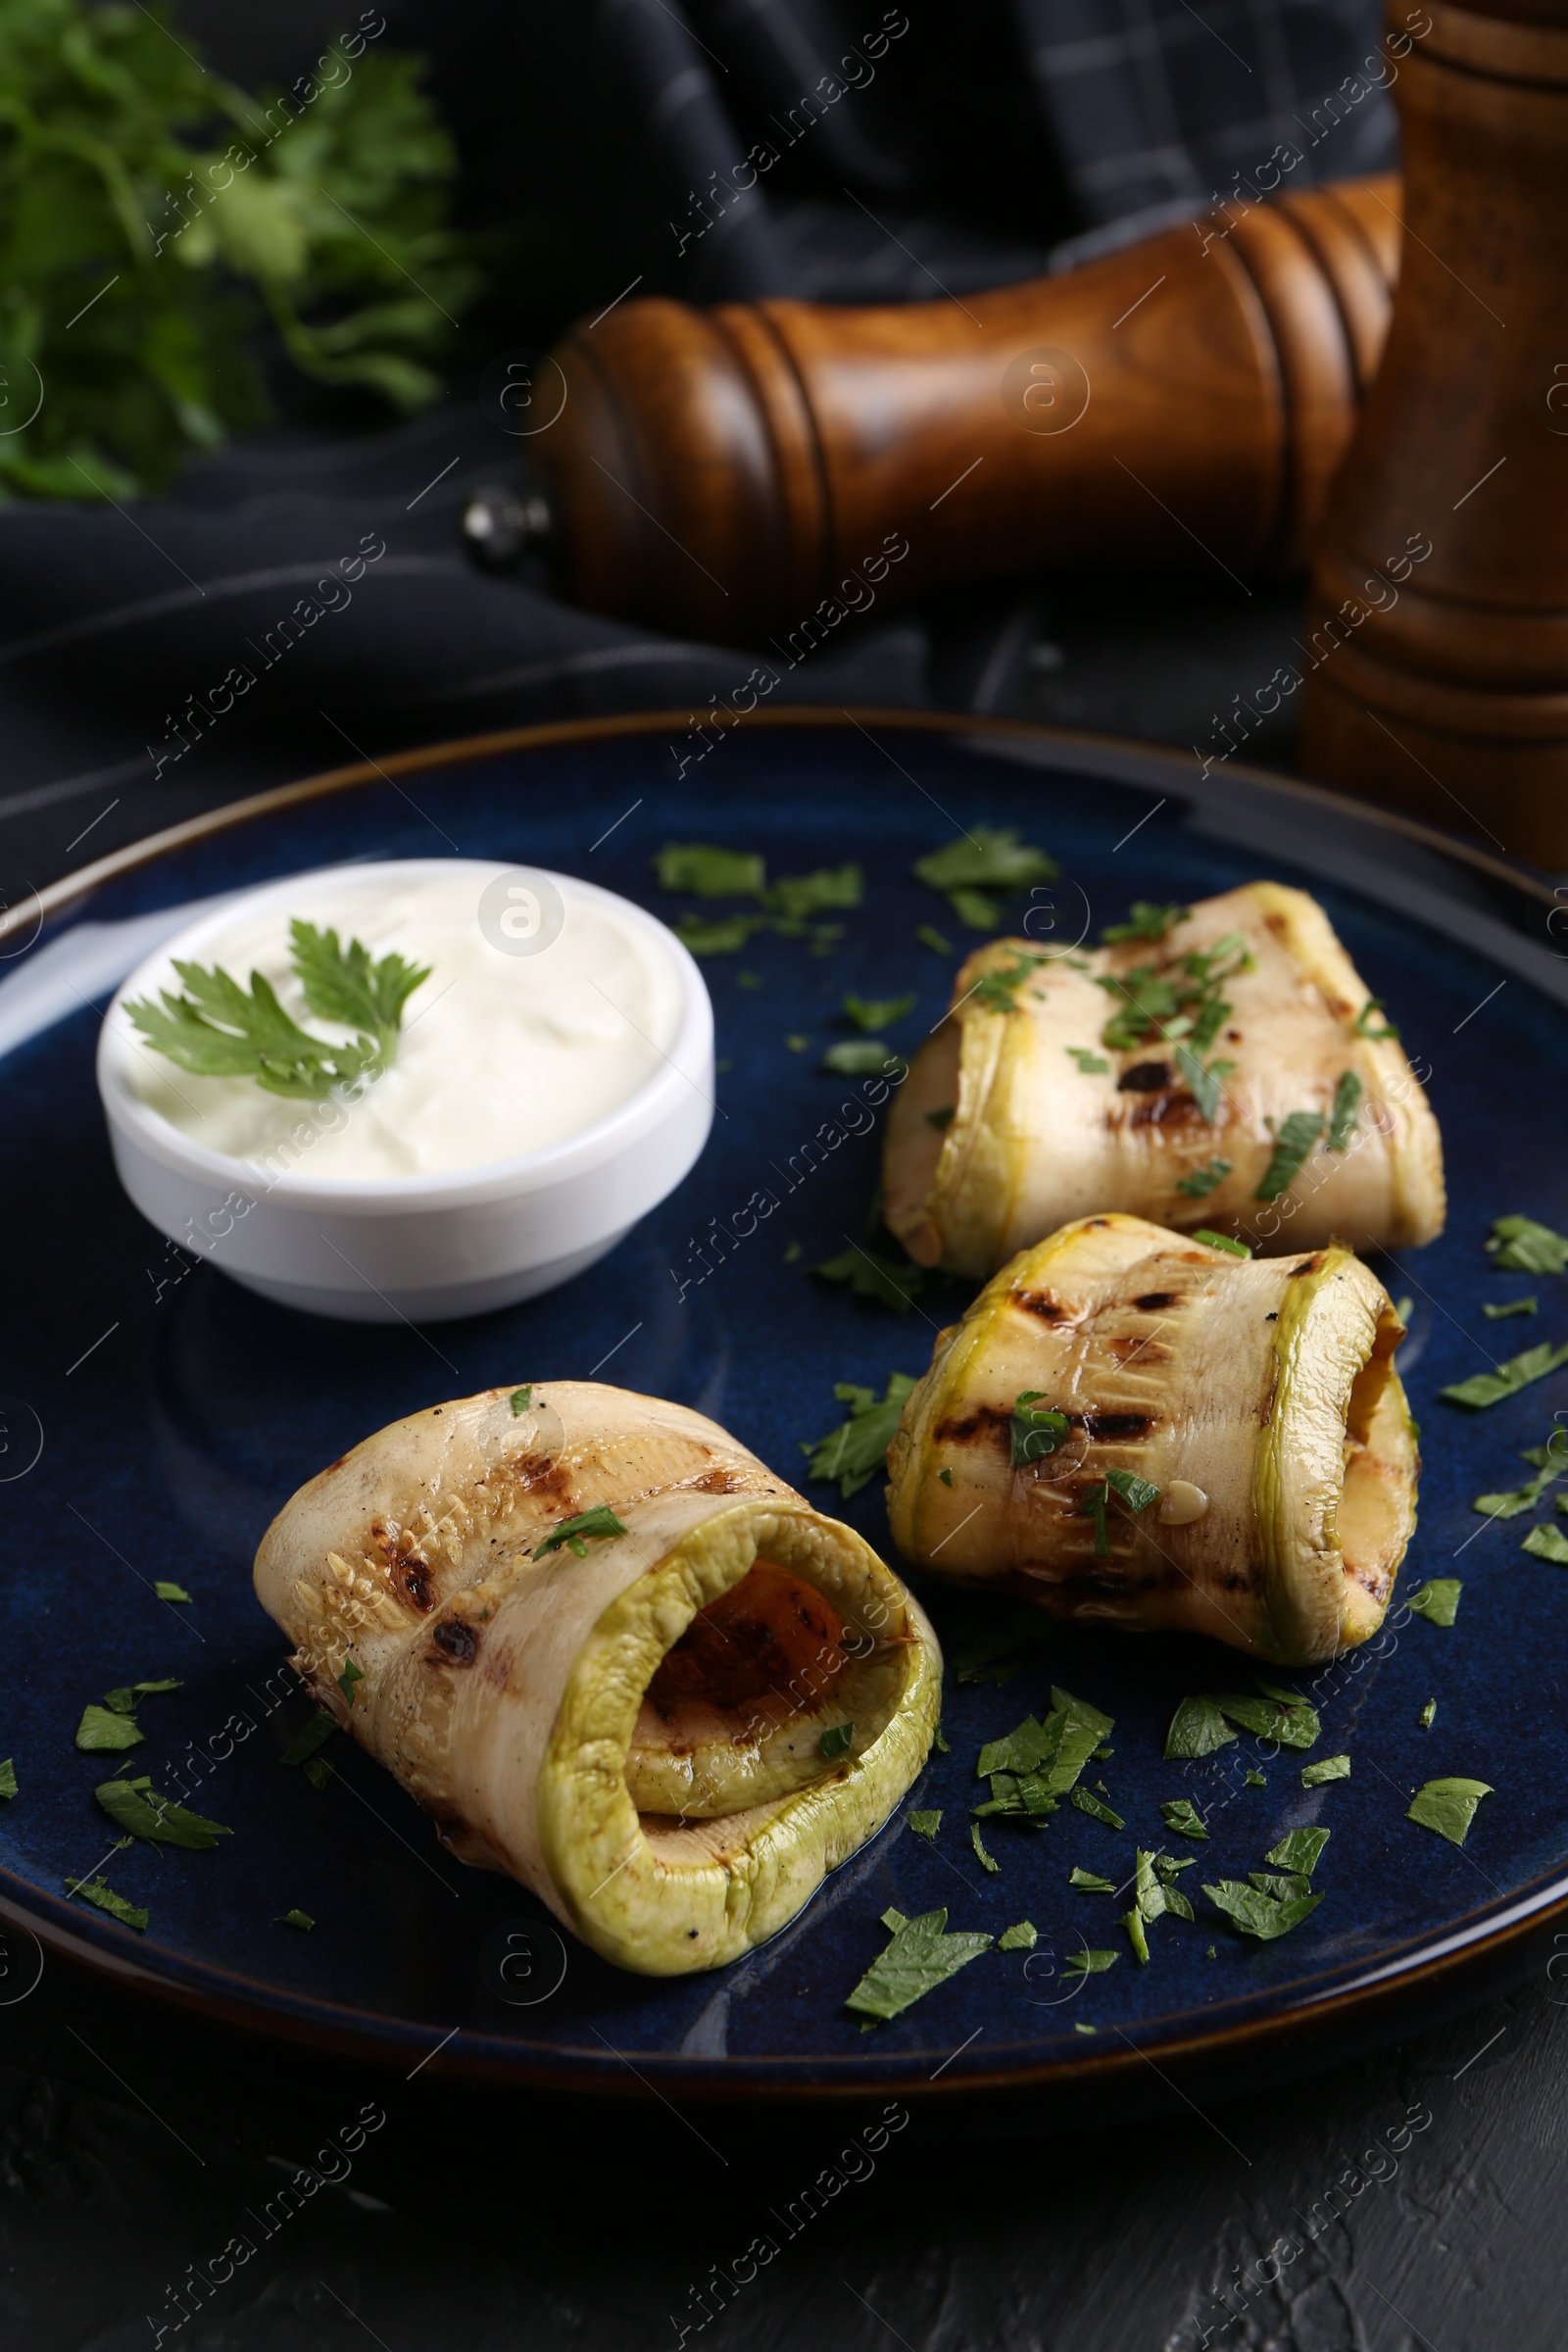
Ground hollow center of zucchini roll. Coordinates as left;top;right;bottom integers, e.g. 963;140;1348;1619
624;1558;906;1818
1338;1307;1416;1611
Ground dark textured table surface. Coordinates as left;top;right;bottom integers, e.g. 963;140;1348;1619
3;552;1561;2351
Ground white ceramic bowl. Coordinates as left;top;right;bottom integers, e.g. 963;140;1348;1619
97;859;714;1323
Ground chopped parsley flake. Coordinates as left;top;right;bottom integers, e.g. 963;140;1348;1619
939;1467;954;1488
1474;1452;1561;1516
0;1761;15;1799
845;993;916;1032
94;1777;232;1849
1523;1524;1568;1563
916;923;953;956
1203;1879;1322;1939
1105;1468;1160;1513
533;1506;629;1559
818;1723;855;1760
971;952;1049;1012
1486;1215;1568;1275
1483;1297;1538;1320
280;1711;340;1771
1174;1043;1234;1126
509;1386;532;1414
1302;1754;1350;1786
655;843;765;899
1064;1946;1118;1977
812;1246;924;1313
785;1033;810;1052
998;1920;1037;1950
933;1724;950;1754
1067;1046;1110;1074
1176;1157;1232;1199
1326;1069;1362;1152
154;1581;192;1602
1077;1481;1109;1557
1159;1798;1209;1840
822;1039;902;1076
103;1680;180;1714
279;1909;315;1931
337;1657;366;1701
926;1105;956;1131
971;1822;1001;1873
1245;1769;1266;1788
65;1874;147;1932
1010;1392;1069;1467
1194;1228;1250;1258
973;1688;1114;1825
1420;1698;1438;1729
1266;1828;1330;1876
1254;1109;1326;1200
844;1906;993;2023
1123;1907;1150;1963
912;830;1058;933
74;1705;144;1752
1215;1690;1320;1748
1070;1788;1124;1830
908;1809;942;1838
1441;1339;1568;1409
803;1373;916;1497
1405;1579;1461;1626
1070;1867;1116;1892
1165;1695;1239;1760
1407;1777;1492;1845
1102;902;1189;944
952;1602;1051;1687
1354;998;1399;1040
677;912;766;956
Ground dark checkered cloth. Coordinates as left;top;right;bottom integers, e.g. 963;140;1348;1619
583;0;1396;300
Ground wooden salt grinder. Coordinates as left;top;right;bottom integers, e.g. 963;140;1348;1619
1299;0;1568;864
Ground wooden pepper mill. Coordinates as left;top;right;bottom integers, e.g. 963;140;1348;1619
532;177;1399;650
1299;1;1568;864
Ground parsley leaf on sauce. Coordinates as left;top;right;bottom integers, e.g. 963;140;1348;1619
1066;1046;1110;1074
818;1723;855;1760
1102;903;1189;944
1174;1044;1234;1127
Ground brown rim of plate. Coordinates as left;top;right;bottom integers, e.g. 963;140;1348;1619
1;704;1555;2099
0;705;1555;954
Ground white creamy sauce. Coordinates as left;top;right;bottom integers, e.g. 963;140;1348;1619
119;867;684;1179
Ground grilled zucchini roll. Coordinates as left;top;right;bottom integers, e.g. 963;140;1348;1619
885;882;1445;1277
886;1214;1416;1665
254;1383;939;1976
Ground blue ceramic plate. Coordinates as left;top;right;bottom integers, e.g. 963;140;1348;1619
1;710;1565;2105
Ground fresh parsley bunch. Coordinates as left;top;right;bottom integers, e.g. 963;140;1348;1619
0;0;479;499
